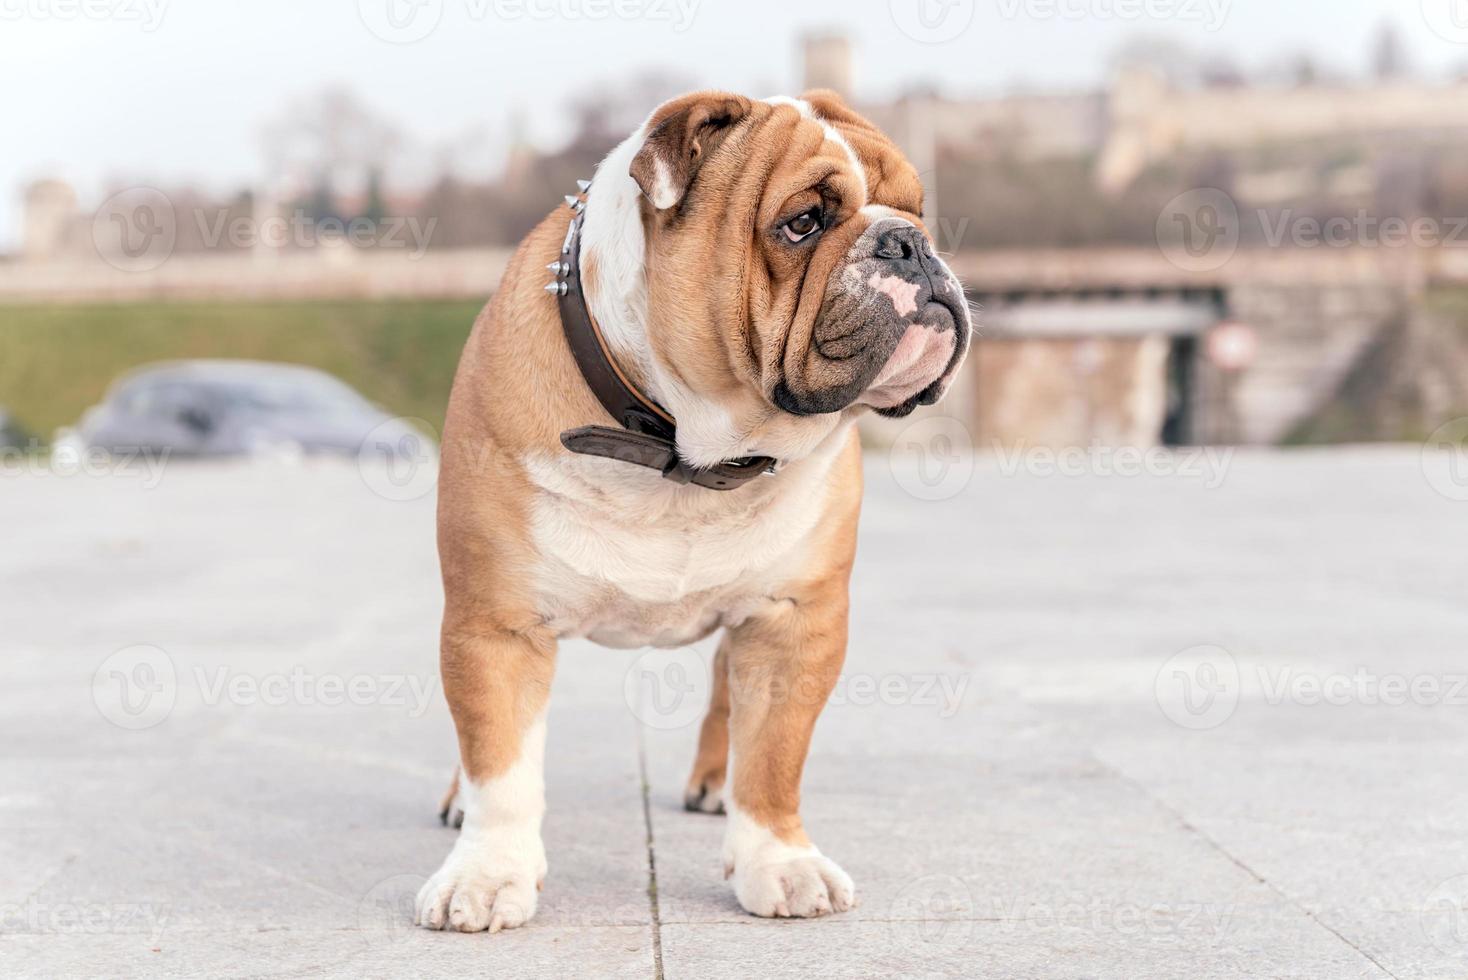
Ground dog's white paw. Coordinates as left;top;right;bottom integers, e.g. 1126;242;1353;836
722;807;854;918
415;836;546;933
731;850;855;918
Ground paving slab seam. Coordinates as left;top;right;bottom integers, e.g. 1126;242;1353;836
1093;755;1402;980
636;724;667;980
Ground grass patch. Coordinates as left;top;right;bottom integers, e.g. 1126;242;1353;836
1425;286;1468;329
0;299;483;441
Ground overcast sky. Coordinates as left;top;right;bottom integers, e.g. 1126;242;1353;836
3;0;1465;248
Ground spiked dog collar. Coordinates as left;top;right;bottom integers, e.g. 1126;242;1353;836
548;184;777;491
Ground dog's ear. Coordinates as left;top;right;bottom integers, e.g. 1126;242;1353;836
630;92;753;211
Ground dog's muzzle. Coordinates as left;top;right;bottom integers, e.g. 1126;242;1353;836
774;220;969;418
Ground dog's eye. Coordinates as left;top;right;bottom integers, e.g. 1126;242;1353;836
781;209;822;244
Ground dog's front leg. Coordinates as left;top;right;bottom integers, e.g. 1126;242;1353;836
416;622;556;933
720;589;856;918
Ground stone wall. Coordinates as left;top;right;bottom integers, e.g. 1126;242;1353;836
970;335;1171;449
1219;283;1405;445
0;245;1427;449
0;247;510;304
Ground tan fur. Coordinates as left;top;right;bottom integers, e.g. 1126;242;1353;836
626;92;933;436
436;212;604;782
719;431;862;842
685;637;731;809
431;89;960;920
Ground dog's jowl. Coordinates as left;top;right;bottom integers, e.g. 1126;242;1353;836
415;89;971;932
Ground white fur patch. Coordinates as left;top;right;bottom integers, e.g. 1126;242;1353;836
581;125;660;404
722;802;855;917
866;272;921;316
858;204;899;222
763;95;809;115
764;96;867;201
539;99;872;648
522;449;837;647
416;715;549;933
649;157;680;210
656;379;850;470
580;98;874;472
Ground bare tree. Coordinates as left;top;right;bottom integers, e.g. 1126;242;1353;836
1109;36;1201;89
1372;21;1410;81
566;70;698;148
1199;55;1246;89
260;87;405;205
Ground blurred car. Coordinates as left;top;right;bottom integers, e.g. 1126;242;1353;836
76;360;428;459
0;407;34;450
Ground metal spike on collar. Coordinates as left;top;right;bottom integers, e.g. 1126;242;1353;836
576;179;592;192
546;260;568;276
544;281;568;295
564;194;581;209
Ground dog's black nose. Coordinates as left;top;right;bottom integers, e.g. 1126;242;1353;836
873;225;924;262
872;224;945;285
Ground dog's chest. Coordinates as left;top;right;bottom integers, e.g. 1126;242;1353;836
524;457;827;648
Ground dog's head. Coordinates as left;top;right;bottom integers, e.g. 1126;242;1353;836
584;89;971;467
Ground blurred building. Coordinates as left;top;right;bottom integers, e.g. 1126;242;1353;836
794;36;1468;450
801;33;854;100
21;180;83;260
1097;67;1468;192
11;35;1468;450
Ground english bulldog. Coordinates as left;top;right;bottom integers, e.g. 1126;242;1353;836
416;89;971;932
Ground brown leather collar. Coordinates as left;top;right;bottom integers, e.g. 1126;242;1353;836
549;187;777;491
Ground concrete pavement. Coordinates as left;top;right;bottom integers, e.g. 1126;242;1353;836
2;446;1466;978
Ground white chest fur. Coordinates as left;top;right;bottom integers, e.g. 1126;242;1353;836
524;451;837;649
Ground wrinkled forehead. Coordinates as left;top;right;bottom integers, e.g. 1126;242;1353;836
740;96;926;221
